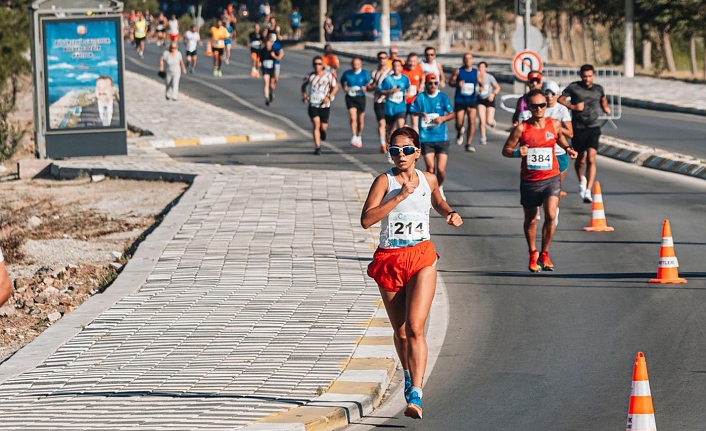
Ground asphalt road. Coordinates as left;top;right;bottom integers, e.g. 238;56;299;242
127;43;706;430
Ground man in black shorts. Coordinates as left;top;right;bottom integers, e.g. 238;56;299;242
370;52;392;153
558;64;610;203
340;57;372;148
301;56;338;155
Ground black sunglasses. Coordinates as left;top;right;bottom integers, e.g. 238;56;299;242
378;56;388;60
389;145;417;157
529;103;547;110
529;79;542;84
314;62;324;66
426;81;438;85
544;91;556;96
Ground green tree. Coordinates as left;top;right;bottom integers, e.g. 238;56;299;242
0;3;31;98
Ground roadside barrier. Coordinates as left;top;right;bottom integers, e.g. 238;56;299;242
583;181;614;232
649;219;687;284
626;352;657;431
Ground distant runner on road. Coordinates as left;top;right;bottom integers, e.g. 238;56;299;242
502;89;577;273
449;53;481;152
409;73;455;199
420;47;445;88
182;24;201;73
402;53;425;131
209;19;228;77
361;126;462;420
259;36;282;106
380;60;411;147
340;57;372;148
248;23;262;77
371;51;393;154
558;64;611;204
301;55;338;155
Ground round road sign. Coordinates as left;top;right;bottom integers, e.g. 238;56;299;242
512;50;543;81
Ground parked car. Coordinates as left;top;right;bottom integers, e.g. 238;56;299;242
333;11;402;42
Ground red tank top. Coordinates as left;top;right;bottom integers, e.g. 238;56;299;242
520;119;559;181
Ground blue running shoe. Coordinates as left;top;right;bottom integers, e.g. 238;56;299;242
404;387;423;419
403;371;412;404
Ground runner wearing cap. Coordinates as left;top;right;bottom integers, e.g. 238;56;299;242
512;70;543;126
448;53;481;152
401;53;425;131
502;89;577;272
543;80;573;208
409;73;455;198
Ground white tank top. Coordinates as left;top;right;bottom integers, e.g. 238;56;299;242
379;169;432;249
421;60;439;80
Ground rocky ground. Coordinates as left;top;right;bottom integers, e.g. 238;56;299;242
0;174;187;362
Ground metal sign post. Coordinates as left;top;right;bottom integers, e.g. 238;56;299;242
524;0;530;50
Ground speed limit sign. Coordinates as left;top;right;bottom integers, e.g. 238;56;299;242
512;50;543;81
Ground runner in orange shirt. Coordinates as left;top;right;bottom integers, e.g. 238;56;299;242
321;44;340;77
401;53;425;131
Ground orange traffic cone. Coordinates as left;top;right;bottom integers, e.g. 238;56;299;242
626;352;657;431
205;40;213;57
649;219;687;284
583;181;614;232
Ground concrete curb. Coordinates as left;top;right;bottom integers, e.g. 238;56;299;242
131;131;289;149
598;135;706;180
243;304;398;431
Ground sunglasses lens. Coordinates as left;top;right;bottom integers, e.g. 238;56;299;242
389;146;416;156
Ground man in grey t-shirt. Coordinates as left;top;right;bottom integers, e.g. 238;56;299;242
558;64;610;203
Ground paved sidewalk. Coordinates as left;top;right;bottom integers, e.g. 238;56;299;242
126;72;288;148
0;73;406;429
308;42;706;115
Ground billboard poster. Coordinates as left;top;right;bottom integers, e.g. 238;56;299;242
43;17;124;131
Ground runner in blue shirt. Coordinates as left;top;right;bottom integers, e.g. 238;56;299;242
340;57;372;148
290;8;302;39
379;59;411;144
449;53;482;152
410;73;455;197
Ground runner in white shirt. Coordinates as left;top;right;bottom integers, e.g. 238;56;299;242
543;80;574;225
167;14;180;42
182;25;202;73
421;47;446;88
301;55;338;155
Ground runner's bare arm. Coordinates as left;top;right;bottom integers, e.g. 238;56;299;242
448;69;459;87
553;119;577;158
437;63;446;87
0;261;11;306
502;123;525;157
562;120;574;139
361;174;415;229
511;97;523;125
329;78;339;98
601;96;610;115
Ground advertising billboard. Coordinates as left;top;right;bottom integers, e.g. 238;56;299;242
42;16;124;131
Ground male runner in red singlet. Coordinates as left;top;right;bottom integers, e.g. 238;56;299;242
502;89;577;273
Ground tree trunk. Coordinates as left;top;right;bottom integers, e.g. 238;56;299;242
568;16;580;63
592;26;601;63
493;21;501;53
689;36;698;76
559;13;569;61
543;14;555;60
581;23;591;63
641;24;652;71
662;26;677;73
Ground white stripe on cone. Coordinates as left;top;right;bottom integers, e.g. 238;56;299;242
658;257;679;268
594;193;603;203
592;209;606;219
661;237;674;247
626;413;657;431
631;380;652;396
